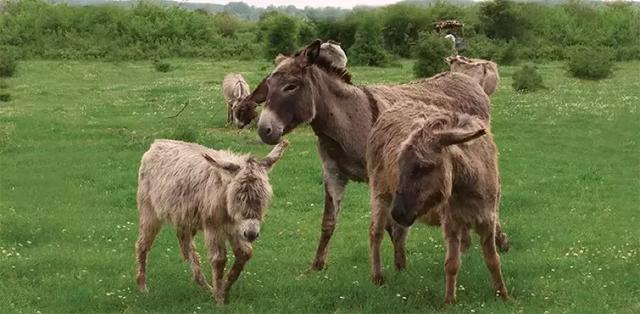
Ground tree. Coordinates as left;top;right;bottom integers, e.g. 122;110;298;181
413;32;452;78
261;13;299;59
479;0;527;40
349;14;389;66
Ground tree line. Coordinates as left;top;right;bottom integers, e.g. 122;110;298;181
1;0;638;64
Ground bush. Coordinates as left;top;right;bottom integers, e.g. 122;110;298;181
0;93;11;102
498;41;519;65
348;14;390;67
153;60;172;73
512;64;544;92
413;32;453;78
0;81;8;89
0;52;17;78
567;46;614;80
261;13;299;59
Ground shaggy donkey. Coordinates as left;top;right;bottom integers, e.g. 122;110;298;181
367;101;508;303
446;55;500;95
135;139;288;304
235;39;507;271
222;73;250;126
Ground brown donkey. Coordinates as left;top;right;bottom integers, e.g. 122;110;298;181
236;39;507;270
367;101;508;304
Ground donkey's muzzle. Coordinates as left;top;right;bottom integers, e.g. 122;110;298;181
391;197;416;227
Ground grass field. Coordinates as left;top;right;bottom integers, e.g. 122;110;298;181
1;59;639;313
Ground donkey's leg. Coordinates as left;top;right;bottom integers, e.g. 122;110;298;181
442;220;463;304
311;156;348;270
370;194;391;285
204;227;227;305
224;236;253;303
478;221;509;300
495;221;509;252
461;228;472;253
177;228;210;290
135;200;161;293
386;222;409;271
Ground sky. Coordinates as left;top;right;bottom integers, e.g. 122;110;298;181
179;0;403;9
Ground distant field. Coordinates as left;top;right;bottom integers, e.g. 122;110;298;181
0;59;638;313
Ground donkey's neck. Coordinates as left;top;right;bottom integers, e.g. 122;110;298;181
308;68;378;174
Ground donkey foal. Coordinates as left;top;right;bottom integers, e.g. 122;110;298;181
367;102;508;304
223;73;250;126
135;139;288;304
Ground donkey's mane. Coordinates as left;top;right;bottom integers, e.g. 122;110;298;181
293;50;353;85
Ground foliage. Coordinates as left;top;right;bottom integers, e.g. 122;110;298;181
512;64;544;92
479;0;527;40
259;12;300;59
0;51;17;77
0;93;10;102
413;31;452;78
153;59;172;73
348;14;390;67
0;0;639;62
567;46;614;80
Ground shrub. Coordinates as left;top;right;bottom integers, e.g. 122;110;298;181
0;52;17;78
348;14;390;67
153;60;172;73
413;32;453;78
0;81;8;89
498;41;518;65
261;13;299;59
512;64;544;92
0;93;11;102
567;46;614;80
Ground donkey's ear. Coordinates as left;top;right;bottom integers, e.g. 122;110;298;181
203;154;241;173
249;77;268;104
436;128;486;147
259;140;289;171
302;39;323;66
274;54;287;65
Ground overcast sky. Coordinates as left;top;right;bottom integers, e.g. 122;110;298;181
181;1;403;9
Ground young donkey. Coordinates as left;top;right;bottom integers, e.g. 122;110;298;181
135;139;288;304
446;55;501;96
222;73;250;126
367;102;508;304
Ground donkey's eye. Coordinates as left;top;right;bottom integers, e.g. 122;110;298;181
282;84;298;92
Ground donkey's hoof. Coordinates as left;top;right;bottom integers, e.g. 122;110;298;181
137;284;149;293
371;273;385;285
310;259;326;271
214;292;226;305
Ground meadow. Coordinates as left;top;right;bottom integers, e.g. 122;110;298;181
0;59;639;313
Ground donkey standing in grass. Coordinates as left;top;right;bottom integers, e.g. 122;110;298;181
367;102;508;303
235;39;508;270
222;73;250;126
136;139;288;304
446;55;501;96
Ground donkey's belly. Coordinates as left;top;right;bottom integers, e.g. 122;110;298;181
317;134;368;182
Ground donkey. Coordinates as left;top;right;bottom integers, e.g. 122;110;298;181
367;102;508;303
237;39;507;270
136;139;288;304
233;41;348;129
446;55;501;96
222;73;250;126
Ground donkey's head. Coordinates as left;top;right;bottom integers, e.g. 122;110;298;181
446;55;499;95
202;141;289;242
234;40;351;144
391;111;486;227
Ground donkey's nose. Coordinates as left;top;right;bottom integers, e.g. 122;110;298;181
244;231;259;242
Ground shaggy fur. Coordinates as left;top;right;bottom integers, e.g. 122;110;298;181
223;73;250;126
135;139;288;304
367;102;508;303
446;55;501;95
244;39;503;271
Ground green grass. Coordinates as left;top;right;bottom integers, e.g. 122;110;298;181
1;59;639;313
